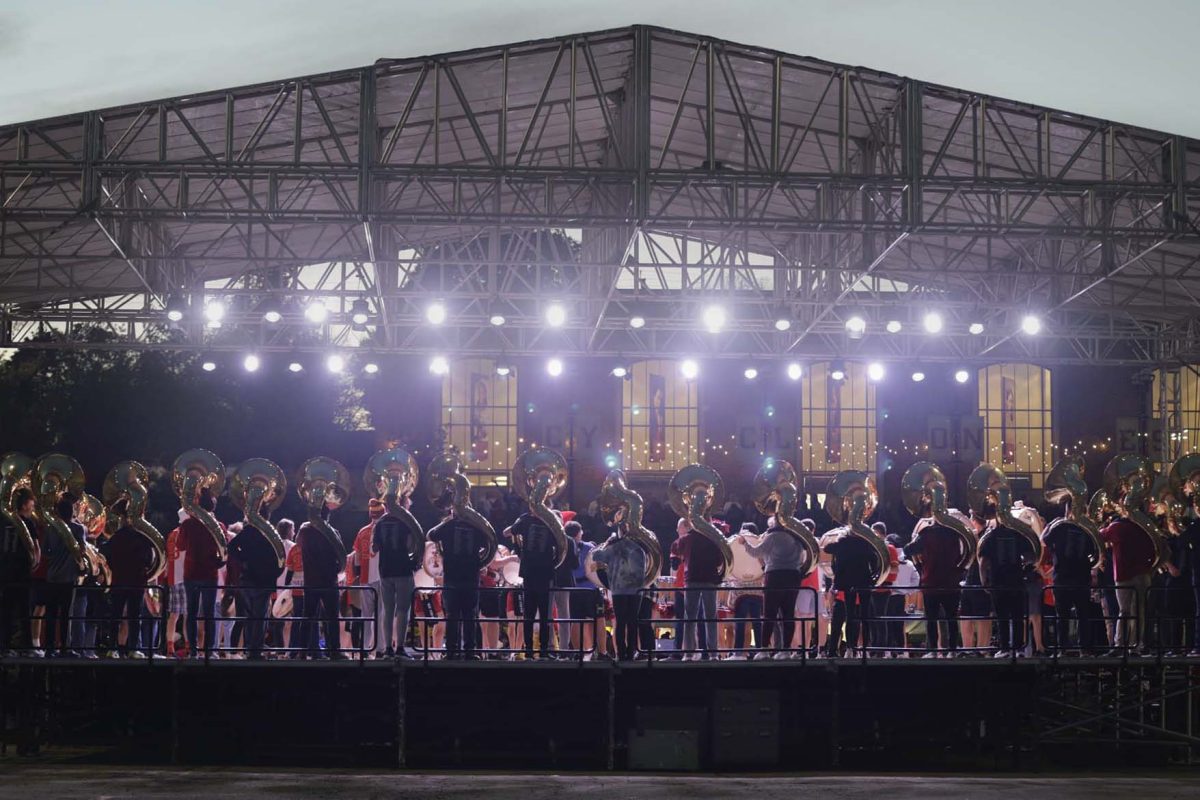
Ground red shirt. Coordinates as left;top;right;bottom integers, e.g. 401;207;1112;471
179;516;224;583
352;522;378;585
908;523;964;590
164;528;183;585
1100;519;1156;582
678;531;724;586
874;542;900;592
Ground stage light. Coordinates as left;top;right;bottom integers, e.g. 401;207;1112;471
490;312;507;326
845;315;866;338
363;362;380;375
955;369;970;384
201;359;217;372
351;299;371;326
425;301;446;325
545;302;567;327
326;354;345;373
429;356;449;375
744;367;759;380
702;304;727;333
495;364;512;377
288;361;304;373
680;359;699;380
911;371;925;382
604;454;619;469
166;295;187;323
923;311;944;334
546;357;564;377
830;361;846;381
1021;314;1042;335
263;309;282;324
786;362;803;381
969;322;985;335
629;315;646;329
242;354;261;373
304;299;328;324
867;362;885;382
203;300;225;324
612;365;628;378
774;317;792;332
886;320;903;334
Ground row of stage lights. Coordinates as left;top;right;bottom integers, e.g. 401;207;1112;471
167;297;374;328
199;353;379;375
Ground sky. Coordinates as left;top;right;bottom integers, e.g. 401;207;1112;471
1;0;1198;137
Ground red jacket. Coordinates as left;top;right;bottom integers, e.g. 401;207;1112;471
179;516;224;583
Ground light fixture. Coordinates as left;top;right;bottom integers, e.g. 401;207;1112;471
886;320;902;334
325;354;345;373
786;362;803;381
702;304;727;333
545;302;567;328
774;317;792;332
263;308;282;324
242;354;261;373
495;364;512;377
911;371;925;383
629;315;646;329
425;300;446;326
288;361;304;373
968;322;985;335
363;362;380;375
867;362;885;382
1021;314;1042;335
429;356;449;375
490;311;507;326
922;311;944;334
304;299;328;324
845;315;866;339
351;299;371;326
830;361;846;381
604;454;619;469
166;295;187;323
612;365;628;378
203;300;225;324
546;357;564;377
744;367;759;380
201;359;217;372
680;359;699;380
954;369;970;384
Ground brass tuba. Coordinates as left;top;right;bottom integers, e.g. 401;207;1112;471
667;463;734;577
298;456;351;562
966;463;1043;562
1167;452;1200;525
751;458;820;576
901;461;977;569
1103;454;1169;571
426;450;497;568
512;446;571;568
823;470;892;587
103;460;168;581
0;452;40;567
590;469;662;586
1089;489;1115;525
1043;455;1103;567
363;448;425;566
33;454;89;572
230;458;288;568
76;493;111;587
172;449;228;562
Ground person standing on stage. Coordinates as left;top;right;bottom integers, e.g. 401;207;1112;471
163;509;188;657
1041;515;1098;653
745;517;806;659
905;517;965;657
0;489;39;656
977;510;1032;658
1181;512;1200;656
352;499;385;655
298;509;344;660
373;496;421;658
42;494;85;657
678;517;723;661
552;520;581;653
822;527;877;658
505;506;559;659
178;490;224;659
106;500;156;658
1099;513;1156;654
228;514;284;660
592;530;647;661
568;523;599;655
429;495;489;660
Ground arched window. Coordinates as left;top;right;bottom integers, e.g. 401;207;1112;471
977;363;1053;488
1151;366;1200;462
621;360;699;472
441;358;518;485
799;362;877;474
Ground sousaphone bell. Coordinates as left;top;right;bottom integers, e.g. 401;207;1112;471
363;448;425;566
104;460;168;580
512;446;571;568
751;458;820;576
298;456;351;562
667;463;734;577
966;463;1043;562
901;461;977;569
823;470;891;587
1043;455;1103;568
1103;453;1169;571
230;458;288;568
172;449;228;562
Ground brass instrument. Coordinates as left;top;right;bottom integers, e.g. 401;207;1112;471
512;446;571;568
171;449;228;562
823;470;892;587
1043;455;1104;567
966;463;1043;562
426;450;497;568
1168;452;1200;525
901;461;977;569
589;469;662;587
1152;466;1185;534
0;452;40;567
76;493;111;587
751;458;820;576
298;456;351;562
667;463;734;577
230;458;288;568
103;460;168;581
1089;489;1115;525
1103;454;1169;571
33;454;88;571
363;448;425;566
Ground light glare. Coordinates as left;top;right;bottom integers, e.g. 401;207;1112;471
702;304;727;333
426;301;447;325
923;312;944;334
680;359;699;380
545;303;567;327
546;358;564;377
242;354;260;373
326;354;345;373
429;356;449;375
955;369;970;384
304;300;328;324
1021;314;1042;335
744;367;759;380
867;362;885;382
786;362;803;381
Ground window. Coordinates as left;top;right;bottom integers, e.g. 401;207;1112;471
621;360;699;472
440;358;517;485
799;362;877;474
1151;366;1200;461
978;363;1053;488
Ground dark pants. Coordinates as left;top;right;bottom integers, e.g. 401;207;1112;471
184;582;218;654
288;591;308;651
110;588;143;653
1052;586;1094;650
242;587;272;657
0;582;32;652
613;594;641;660
443;582;479;657
1193;587;1200;651
522;587;551;654
992;583;1026;652
763;570;801;650
42;581;76;653
733;594;763;650
673;590;707;650
829;589;872;654
924;590;960;651
638;596;656;654
304;586;340;656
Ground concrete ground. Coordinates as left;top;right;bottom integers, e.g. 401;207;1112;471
0;768;1197;799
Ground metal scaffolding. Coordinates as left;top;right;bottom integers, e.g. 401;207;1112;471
2;25;1200;365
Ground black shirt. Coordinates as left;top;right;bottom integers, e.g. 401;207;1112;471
553;537;579;588
299;522;342;588
229;526;285;589
824;533;876;591
372;515;420;579
1180;518;1200;587
511;512;557;588
1041;519;1095;588
978;525;1028;586
46;520;86;584
0;517;36;580
429;518;488;585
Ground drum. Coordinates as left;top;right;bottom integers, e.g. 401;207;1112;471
727;532;764;583
414;541;443;589
500;559;522;587
271;590;294;619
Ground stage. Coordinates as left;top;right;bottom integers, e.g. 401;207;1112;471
3;656;1198;771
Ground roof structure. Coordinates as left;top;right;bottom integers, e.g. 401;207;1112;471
2;25;1199;366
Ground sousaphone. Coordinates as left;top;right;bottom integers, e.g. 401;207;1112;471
0;452;39;567
298;456;351;562
363;448;425;566
966;463;1043;562
172;449;228;562
901;461;977;569
512;446;570;568
823;470;891;587
1103;454;1169;571
1043;455;1103;567
104;460;168;580
1168;452;1200;525
667;463;734;577
33;454;89;572
751;458;820;576
230;458;288;568
426;450;497;568
587;469;662;588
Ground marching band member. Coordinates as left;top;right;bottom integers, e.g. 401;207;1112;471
744;517;805;659
678;517;723;661
42;494;85;657
905;516;965;657
822;528;877;658
505;506;559;660
298;511;344;660
228;513;285;660
429;493;490;660
592;529;648;661
977;509;1032;658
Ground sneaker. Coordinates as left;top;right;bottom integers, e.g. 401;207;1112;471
83;651;100;660
921;652;938;659
994;650;1011;659
726;653;747;661
0;649;16;659
751;651;771;661
127;650;146;659
26;648;45;659
772;651;788;660
105;651;122;660
789;651;805;660
60;649;81;659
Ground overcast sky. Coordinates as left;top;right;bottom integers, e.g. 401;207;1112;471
2;0;1198;136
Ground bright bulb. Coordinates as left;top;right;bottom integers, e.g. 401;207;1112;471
426;302;446;325
786;362;803;381
612;366;628;378
744;367;759;380
774;318;792;332
845;316;866;335
490;313;506;327
363;362;379;375
1021;314;1042;335
955;369;970;384
326;354;344;373
923;312;944;334
167;308;184;323
352;311;369;325
830;368;846;381
911;371;925;383
545;303;567;327
288;361;304;373
304;300;328;324
264;309;282;324
429;356;449;375
495;365;511;377
680;359;699;380
629;315;646;329
546;358;564;377
702;304;727;333
201;360;217;372
242;354;260;373
203;301;225;323
867;362;885;382
969;322;985;335
886;320;902;334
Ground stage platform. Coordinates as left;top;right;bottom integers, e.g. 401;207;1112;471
2;656;1198;771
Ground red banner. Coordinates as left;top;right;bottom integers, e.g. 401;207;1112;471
1001;375;1016;465
826;374;842;463
649;372;666;463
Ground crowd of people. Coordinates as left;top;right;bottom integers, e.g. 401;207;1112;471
1;481;1198;662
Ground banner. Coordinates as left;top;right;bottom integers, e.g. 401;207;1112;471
1001;375;1016;465
469;371;489;464
649;372;666;463
826;374;842;463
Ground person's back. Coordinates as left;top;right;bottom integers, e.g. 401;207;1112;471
1100;518;1155;582
906;522;963;590
180;516;222;584
512;512;557;586
429;518;485;584
373;515;419;579
229;526;283;589
825;532;876;590
679;531;723;586
44;519;85;585
595;536;647;595
107;526;153;587
299;523;340;588
1041;519;1094;588
979;525;1026;585
747;526;805;574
